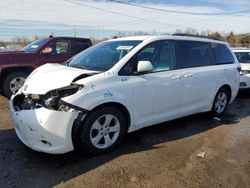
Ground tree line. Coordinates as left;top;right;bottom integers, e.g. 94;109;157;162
0;31;249;50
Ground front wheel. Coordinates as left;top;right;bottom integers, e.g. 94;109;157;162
78;107;126;155
210;88;230;117
3;72;27;98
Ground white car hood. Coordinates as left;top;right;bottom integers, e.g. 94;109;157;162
22;63;98;94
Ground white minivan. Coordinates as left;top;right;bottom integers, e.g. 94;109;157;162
10;36;240;154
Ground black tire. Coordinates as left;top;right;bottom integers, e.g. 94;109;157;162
78;106;126;155
210;87;230;117
3;72;28;98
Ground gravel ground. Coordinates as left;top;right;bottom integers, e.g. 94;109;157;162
0;92;249;188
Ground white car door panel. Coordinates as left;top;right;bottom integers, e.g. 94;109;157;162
130;76;154;128
180;66;219;115
151;70;183;124
175;40;219;115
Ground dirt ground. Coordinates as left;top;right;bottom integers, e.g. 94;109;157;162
0;92;250;188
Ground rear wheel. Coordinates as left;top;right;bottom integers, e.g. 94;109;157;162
78;107;126;155
211;88;230;117
3;72;27;98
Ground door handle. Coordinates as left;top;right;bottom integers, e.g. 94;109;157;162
171;75;182;80
184;73;193;78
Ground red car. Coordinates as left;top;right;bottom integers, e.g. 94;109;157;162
0;36;92;98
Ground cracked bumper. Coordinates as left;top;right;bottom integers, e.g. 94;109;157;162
10;99;79;154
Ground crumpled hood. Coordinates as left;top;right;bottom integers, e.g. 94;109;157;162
22;63;98;94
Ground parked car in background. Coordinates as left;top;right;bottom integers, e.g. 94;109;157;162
233;48;250;89
0;36;92;98
10;36;240;155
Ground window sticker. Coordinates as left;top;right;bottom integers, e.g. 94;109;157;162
31;45;38;48
116;46;133;50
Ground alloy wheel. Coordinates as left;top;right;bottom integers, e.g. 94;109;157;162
9;77;25;94
215;92;227;114
90;114;120;149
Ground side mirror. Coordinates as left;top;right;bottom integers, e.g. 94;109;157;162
42;47;52;54
137;60;153;73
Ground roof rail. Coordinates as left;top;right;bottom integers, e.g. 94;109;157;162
172;33;209;39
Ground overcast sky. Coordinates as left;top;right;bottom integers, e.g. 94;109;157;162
0;0;249;40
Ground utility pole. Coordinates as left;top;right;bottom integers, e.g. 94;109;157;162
101;25;104;41
73;27;77;37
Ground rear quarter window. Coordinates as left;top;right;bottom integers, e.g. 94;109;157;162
72;40;91;54
210;43;234;64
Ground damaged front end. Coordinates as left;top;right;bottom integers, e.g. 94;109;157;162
10;84;88;154
13;84;86;112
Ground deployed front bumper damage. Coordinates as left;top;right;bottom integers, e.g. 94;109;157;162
10;89;88;154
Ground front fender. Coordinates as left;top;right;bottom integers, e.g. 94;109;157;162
62;86;135;131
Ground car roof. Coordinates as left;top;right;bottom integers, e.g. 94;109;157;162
109;35;228;45
49;36;91;41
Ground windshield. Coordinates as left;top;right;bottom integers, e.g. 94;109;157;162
234;52;250;63
22;38;48;52
67;40;142;71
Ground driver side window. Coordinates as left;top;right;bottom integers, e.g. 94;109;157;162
119;40;176;75
46;41;70;55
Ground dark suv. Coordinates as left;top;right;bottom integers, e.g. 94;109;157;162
0;36;92;98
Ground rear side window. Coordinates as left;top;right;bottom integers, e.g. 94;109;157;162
175;41;212;68
72;41;91;54
210;43;234;64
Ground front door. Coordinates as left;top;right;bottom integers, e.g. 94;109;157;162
120;40;182;128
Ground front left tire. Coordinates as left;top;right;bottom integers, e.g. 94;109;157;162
78;106;126;155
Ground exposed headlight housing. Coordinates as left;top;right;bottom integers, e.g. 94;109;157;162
13;84;84;112
43;84;84;110
57;100;76;112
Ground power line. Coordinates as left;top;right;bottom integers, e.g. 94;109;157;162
65;0;189;29
109;0;250;16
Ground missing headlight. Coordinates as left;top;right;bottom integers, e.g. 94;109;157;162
13;93;42;111
57;100;89;113
43;84;84;110
58;100;76;112
13;84;84;112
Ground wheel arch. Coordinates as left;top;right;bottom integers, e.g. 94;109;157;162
71;101;132;150
88;102;131;131
219;84;232;101
1;66;34;85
